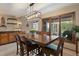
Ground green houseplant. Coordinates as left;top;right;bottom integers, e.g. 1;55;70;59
62;25;79;40
30;29;37;36
73;25;79;39
73;26;79;32
30;29;36;33
62;30;73;40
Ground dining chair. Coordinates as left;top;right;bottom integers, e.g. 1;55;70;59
15;34;25;55
16;34;19;55
24;38;39;56
15;34;39;56
42;37;65;56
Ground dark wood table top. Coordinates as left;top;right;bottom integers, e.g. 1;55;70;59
21;33;59;47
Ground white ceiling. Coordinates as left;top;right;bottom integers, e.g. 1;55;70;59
0;3;74;17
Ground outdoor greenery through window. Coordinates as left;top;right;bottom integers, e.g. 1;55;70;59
42;13;74;38
61;16;73;35
50;15;74;37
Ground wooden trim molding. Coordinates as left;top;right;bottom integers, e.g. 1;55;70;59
42;12;75;20
42;11;75;39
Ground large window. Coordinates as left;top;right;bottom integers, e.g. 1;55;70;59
51;18;59;36
32;21;39;30
42;12;74;38
61;15;74;35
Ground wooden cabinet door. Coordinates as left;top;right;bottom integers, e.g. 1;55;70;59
0;33;9;45
9;33;16;42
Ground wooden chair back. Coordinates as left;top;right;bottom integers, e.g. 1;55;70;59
56;37;65;56
15;34;24;56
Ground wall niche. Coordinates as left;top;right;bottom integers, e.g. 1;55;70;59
0;16;6;27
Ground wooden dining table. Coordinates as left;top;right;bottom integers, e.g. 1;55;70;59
22;33;59;47
19;32;59;56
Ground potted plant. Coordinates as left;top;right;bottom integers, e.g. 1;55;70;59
62;30;73;40
30;29;36;37
62;25;79;40
73;25;79;39
73;26;79;32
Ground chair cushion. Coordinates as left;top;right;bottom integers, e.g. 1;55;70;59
25;40;38;47
46;44;58;50
30;41;37;44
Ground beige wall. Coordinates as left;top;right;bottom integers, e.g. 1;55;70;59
42;4;79;25
20;17;42;33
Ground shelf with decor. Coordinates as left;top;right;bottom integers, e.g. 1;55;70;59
7;22;17;25
7;17;17;25
7;18;17;20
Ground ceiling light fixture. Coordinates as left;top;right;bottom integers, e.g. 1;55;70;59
25;3;41;20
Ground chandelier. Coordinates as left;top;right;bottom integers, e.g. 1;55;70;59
25;3;41;20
